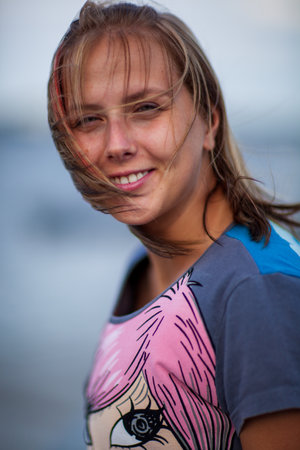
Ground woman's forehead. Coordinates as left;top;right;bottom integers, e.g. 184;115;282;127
81;34;175;98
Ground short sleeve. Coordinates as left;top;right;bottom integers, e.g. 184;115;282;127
215;272;300;434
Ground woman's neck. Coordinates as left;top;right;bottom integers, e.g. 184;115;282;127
137;186;233;306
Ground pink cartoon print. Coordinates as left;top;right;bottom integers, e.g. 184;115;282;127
85;270;235;449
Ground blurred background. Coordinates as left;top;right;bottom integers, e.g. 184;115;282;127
1;0;299;448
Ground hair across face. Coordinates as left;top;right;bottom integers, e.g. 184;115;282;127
48;1;224;176
48;1;299;251
48;2;229;236
68;33;219;231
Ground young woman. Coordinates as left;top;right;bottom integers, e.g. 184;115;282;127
48;1;300;448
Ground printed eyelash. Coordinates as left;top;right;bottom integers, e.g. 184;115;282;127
113;396;168;448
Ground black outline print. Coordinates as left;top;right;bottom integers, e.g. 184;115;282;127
110;397;169;448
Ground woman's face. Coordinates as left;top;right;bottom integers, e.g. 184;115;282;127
72;36;217;230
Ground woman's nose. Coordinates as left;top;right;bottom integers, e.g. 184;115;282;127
104;117;136;162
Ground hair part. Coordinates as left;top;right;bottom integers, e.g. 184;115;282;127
48;0;300;256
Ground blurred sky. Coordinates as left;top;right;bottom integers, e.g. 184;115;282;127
0;0;300;142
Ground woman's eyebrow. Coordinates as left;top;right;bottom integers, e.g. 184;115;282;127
74;88;172;112
123;88;172;104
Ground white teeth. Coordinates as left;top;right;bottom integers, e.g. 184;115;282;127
112;171;148;185
128;173;138;183
120;176;128;184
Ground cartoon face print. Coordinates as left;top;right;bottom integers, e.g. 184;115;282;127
85;270;235;449
86;372;182;449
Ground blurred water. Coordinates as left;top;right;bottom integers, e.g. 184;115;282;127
0;130;299;449
1;131;137;449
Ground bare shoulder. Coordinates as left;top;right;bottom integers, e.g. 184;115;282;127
240;409;300;450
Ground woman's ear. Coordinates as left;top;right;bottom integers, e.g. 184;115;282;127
203;109;220;151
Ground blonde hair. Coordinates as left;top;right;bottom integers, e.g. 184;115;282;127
48;0;299;256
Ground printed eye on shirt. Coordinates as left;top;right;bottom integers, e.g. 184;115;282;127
85;270;235;449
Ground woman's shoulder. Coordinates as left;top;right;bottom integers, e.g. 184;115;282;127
189;223;300;303
222;222;300;278
189;223;300;343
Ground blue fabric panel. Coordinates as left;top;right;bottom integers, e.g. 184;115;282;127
226;224;300;277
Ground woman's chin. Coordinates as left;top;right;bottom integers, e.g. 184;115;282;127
111;209;155;227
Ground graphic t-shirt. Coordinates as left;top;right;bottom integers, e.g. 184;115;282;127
85;224;300;449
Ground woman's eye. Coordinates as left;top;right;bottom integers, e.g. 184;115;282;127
134;103;159;114
110;408;164;447
73;116;102;129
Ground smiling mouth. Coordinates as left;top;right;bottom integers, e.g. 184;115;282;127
111;171;150;185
